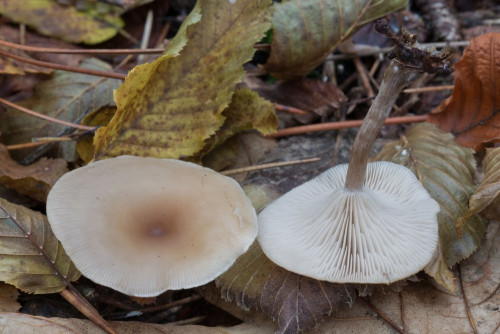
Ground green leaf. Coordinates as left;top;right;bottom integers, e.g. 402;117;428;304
0;0;123;44
265;0;407;80
93;0;272;160
0;198;80;294
461;147;500;222
217;242;355;334
0;58;121;161
0;145;67;202
374;123;487;271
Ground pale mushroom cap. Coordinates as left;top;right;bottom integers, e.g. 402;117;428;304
47;156;257;297
257;161;440;284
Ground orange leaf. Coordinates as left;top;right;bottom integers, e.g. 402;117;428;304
428;32;500;150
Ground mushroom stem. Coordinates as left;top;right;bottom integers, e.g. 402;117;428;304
345;61;418;190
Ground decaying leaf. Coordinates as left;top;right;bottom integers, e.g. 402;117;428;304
0;0;123;44
254;78;347;124
428;32;500;150
461;147;500;222
217;242;356;334
93;0;272;160
0;198;80;294
0;58;121;161
374;123;487;286
265;0;407;80
0;283;20;312
0;144;67;202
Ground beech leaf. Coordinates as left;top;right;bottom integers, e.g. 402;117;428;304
217;242;356;334
373;123;487;284
93;0;272;160
0;144;67;202
461;147;500;222
0;198;80;294
0;0;123;44
0;58;121;161
428;32;500;150
265;0;407;80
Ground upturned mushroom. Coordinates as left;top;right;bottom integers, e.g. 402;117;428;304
47;156;257;297
257;23;445;284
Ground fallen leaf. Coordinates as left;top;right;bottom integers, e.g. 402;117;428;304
0;312;273;334
461;147;500;222
0;198;80;294
265;0;407;80
374;123;487;290
0;283;20;312
217;242;356;334
255;78;347;124
0;144;67;202
0;58;121;162
428;32;500;150
93;0;272;160
0;0;123;44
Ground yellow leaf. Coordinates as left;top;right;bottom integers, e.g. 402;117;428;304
93;0;272;161
0;198;80;294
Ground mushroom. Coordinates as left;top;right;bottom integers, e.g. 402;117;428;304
257;23;444;284
47;156;257;297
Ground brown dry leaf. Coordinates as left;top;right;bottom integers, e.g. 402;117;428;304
0;144;67;202
0;283;20;312
428;32;500;150
0;312;272;334
461;147;500;222
217;242;356;334
374;123;487;290
255;78;347;124
0;198;80;294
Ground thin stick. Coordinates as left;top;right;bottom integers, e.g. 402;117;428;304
0;97;96;131
0;48;126;79
275;103;308;115
353;57;375;98
360;298;406;334
0;38;164;54
167;316;205;326
139;295;202;314
222;157;321;176
458;264;478;334
137;10;154;65
60;288;116;334
6;141;56;150
403;85;454;94
267;114;427;138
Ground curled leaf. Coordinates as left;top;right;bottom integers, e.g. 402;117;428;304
461;147;500;222
0;198;80;294
93;0;272;160
374;123;487;289
265;0;407;80
428;32;500;150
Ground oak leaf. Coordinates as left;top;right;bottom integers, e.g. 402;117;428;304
0;144;67;202
374;123;487;290
265;0;407;80
93;0;272;160
0;198;80;294
428;32;500;150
